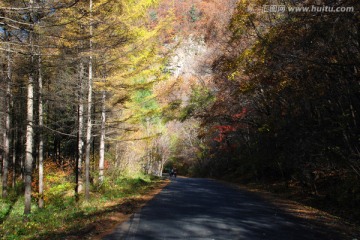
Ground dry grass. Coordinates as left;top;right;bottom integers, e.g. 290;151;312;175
64;180;170;240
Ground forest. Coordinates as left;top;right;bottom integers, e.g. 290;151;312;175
0;0;359;238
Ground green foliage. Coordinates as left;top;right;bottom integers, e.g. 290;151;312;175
0;200;12;221
189;5;201;23
180;87;215;121
100;174;153;199
128;87;162;125
0;175;160;239
133;89;158;111
150;11;158;21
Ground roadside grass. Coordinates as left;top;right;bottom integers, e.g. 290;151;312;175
0;172;163;240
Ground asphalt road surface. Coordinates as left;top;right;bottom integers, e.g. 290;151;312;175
103;177;343;240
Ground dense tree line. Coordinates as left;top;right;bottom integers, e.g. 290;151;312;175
2;0;359;225
185;0;360;218
0;0;166;216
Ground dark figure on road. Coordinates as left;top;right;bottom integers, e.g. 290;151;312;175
170;168;177;178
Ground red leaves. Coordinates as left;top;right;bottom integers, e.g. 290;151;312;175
213;125;235;142
213;108;247;143
214;125;237;132
232;108;247;120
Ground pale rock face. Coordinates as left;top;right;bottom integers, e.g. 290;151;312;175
170;35;211;80
166;35;213;104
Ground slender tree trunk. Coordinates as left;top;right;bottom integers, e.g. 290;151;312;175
2;40;11;199
12;130;16;188
85;0;93;200
76;61;84;200
24;1;35;215
159;156;165;177
38;53;44;208
58;140;61;166
115;143;120;168
20;85;25;181
24;54;34;215
11;83;16;188
99;77;106;184
145;119;151;174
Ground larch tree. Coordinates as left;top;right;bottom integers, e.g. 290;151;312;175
53;0;94;199
99;72;106;184
76;58;85;198
89;0;165;185
38;46;44;208
2;28;11;199
24;0;36;215
84;0;93;201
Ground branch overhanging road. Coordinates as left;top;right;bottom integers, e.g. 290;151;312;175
103;177;342;240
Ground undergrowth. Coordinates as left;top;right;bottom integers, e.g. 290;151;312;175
0;163;160;240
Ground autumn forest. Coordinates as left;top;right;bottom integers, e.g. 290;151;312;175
0;0;359;238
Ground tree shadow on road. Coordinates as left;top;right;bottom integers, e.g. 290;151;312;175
106;178;358;240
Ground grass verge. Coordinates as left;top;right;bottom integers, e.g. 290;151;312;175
0;175;169;240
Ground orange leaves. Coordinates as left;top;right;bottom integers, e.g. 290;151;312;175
104;160;110;170
213;125;236;142
212;108;248;143
31;160;74;201
154;0;236;39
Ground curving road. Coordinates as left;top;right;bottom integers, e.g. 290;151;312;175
103;177;343;240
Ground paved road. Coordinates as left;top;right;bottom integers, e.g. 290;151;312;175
103;177;343;240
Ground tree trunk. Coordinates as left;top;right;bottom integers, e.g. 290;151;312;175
76;60;84;200
99;78;106;184
12;130;16;188
24;0;35;215
11;89;16;188
85;0;93;200
159;156;165;177
38;53;44;208
24;56;34;215
2;40;11;199
115;143;120;168
146;118;150;174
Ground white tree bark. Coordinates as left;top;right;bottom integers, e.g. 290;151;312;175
85;0;93;200
2;41;11;199
76;60;84;196
99;84;106;183
24;56;34;215
38;53;44;208
24;0;35;215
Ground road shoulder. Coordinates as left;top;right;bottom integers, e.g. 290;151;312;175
220;180;360;240
60;179;170;240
